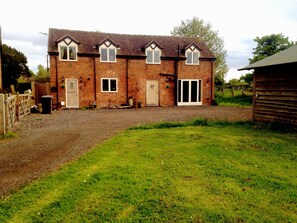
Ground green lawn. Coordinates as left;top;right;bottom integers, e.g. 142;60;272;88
1;121;296;222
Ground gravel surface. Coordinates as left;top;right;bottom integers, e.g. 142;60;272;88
0;106;252;196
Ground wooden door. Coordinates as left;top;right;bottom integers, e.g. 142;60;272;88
146;80;159;106
65;78;79;108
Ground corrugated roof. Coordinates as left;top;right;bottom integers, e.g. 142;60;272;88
238;45;297;70
48;28;215;59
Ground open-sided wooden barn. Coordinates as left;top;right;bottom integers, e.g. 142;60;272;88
239;45;297;128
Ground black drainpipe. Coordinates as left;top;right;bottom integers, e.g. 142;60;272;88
174;45;180;106
55;56;59;109
126;58;129;104
93;57;97;102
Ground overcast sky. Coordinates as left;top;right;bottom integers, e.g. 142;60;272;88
1;0;296;81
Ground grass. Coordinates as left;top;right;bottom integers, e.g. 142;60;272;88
0;131;17;140
0;120;296;222
215;90;253;107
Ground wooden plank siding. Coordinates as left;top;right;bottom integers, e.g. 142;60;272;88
253;64;297;127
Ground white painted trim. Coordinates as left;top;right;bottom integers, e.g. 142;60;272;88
178;79;202;106
101;78;118;92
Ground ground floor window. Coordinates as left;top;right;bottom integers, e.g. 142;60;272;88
101;78;117;92
178;79;202;105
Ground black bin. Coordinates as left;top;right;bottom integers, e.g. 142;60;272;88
41;95;52;114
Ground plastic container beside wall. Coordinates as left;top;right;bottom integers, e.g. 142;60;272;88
41;95;52;114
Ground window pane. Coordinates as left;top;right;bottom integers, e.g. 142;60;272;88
186;52;192;64
146;50;153;63
109;49;116;61
110;79;117;91
182;81;189;102
101;48;108;61
154;50;160;63
198;80;202;102
191;81;198;102
193;52;199;64
69;47;76;60
102;79;109;91
60;47;68;59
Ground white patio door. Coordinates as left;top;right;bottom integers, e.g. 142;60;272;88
65;78;79;108
178;79;202;105
146;80;159;106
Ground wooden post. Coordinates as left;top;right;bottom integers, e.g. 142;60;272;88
0;94;6;134
31;82;36;105
16;92;20;122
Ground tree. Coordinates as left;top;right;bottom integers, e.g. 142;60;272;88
239;73;253;85
33;64;49;83
171;16;228;84
249;33;296;64
2;44;30;91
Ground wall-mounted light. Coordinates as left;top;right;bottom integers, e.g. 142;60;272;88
87;77;91;81
61;76;65;83
79;77;83;83
166;77;172;82
207;78;210;83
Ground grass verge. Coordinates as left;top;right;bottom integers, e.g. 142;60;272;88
0;121;296;222
215;90;253;107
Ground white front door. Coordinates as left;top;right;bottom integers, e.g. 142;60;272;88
146;80;159;106
178;79;202;106
65;78;79;108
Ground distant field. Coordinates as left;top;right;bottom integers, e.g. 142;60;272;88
1;121;296;222
215;90;253;107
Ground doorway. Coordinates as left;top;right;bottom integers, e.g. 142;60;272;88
146;80;159;106
65;78;79;108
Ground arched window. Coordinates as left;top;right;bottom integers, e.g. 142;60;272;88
99;40;117;63
58;37;79;61
185;45;200;65
146;43;161;64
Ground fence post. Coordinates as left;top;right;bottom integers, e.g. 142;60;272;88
16;92;20;122
0;94;6;135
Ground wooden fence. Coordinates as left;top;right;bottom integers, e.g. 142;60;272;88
0;93;31;134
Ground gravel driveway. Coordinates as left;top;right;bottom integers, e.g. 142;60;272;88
0;106;252;196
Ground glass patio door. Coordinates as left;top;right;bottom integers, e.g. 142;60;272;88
178;79;202;105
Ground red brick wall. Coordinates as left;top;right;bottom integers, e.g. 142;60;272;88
50;55;214;108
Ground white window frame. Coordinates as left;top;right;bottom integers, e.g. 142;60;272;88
101;78;118;92
178;79;202;106
99;41;117;63
58;38;78;61
185;47;200;65
146;44;161;64
58;45;78;61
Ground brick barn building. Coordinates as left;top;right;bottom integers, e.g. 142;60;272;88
48;28;215;109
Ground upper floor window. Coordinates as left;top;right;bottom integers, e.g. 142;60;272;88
60;46;77;61
146;43;161;64
99;40;117;63
185;45;200;65
57;36;79;61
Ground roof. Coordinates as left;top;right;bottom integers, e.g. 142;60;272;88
238;45;297;70
48;28;215;59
